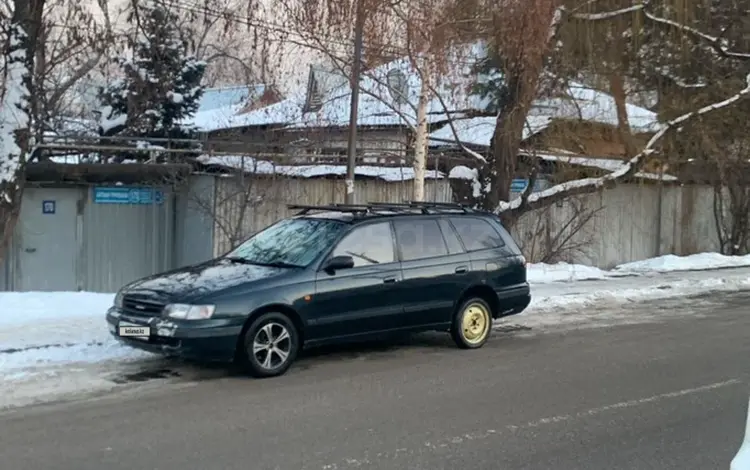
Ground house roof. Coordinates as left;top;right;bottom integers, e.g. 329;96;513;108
208;42;661;139
428;81;661;148
181;84;269;132
211;43;488;130
197;154;446;181
196;85;266;113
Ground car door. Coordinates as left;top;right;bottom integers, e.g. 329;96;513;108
309;221;405;341
393;217;473;328
448;216;523;299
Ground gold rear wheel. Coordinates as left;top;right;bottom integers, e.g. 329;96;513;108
461;303;490;344
451;298;493;349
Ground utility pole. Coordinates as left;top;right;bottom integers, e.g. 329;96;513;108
345;0;364;204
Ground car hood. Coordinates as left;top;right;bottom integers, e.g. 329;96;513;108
122;258;293;302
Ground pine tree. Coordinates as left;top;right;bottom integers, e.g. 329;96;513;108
98;1;206;153
470;43;509;115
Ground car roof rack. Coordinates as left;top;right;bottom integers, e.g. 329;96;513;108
367;201;475;214
288;204;373;215
288;201;479;217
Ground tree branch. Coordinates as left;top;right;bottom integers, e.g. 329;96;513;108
570;1;750;61
496;73;750;216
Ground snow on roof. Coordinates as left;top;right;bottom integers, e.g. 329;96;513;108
180;84;270;131
198;155;446;181
197;96;305;131
211;43;486;130
428;81;661;148
430;115;553;147
288;54;483;129
197;85;265;113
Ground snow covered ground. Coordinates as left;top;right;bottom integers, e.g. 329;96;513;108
2;252;750;410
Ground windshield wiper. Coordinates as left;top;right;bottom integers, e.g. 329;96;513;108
252;261;303;269
224;257;302;269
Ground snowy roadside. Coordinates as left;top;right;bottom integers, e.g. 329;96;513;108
516;266;750;331
2;252;750;410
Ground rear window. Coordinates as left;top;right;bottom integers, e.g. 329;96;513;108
437;219;465;255
449;217;506;252
394;219;449;261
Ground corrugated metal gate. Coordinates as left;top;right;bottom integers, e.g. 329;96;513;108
6;185;175;293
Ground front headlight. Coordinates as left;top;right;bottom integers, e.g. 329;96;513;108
114;291;124;308
163;304;216;320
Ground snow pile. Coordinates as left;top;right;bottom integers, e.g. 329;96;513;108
522;271;750;331
528;252;750;283
527;262;609;283
615;253;750;273
0;292;150;375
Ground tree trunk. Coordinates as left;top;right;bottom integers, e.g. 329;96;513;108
484;73;544;226
483;0;562;223
412;72;430;202
1;4;39;263
608;74;638;158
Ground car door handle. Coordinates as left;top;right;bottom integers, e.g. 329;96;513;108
455;266;468;274
383;276;398;284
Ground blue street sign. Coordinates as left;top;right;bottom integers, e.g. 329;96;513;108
93;187;165;205
510;179;528;192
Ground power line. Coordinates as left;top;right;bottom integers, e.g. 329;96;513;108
168;0;480;66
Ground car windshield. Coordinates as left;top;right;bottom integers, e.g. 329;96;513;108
225;217;347;268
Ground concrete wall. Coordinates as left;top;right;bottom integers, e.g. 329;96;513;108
512;183;724;268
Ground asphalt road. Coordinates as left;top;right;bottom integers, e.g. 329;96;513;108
1;292;749;470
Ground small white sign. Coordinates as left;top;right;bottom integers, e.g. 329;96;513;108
119;326;150;337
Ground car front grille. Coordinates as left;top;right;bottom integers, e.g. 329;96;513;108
121;295;166;317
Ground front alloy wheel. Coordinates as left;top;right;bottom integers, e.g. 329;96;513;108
242;312;299;377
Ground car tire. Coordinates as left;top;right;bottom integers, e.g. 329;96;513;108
450;297;493;349
241;312;300;378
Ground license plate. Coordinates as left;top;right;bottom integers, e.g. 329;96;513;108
119;325;150;337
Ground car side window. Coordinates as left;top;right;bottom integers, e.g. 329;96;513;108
437;219;465;255
450;217;506;252
394;219;449;261
331;222;395;267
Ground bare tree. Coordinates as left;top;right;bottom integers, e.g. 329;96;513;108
240;0;750;234
34;0;113;130
274;0;481;200
189;160;269;254
514;195;602;264
159;0;288;87
482;1;750;224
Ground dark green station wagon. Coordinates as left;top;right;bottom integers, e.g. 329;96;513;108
106;202;531;377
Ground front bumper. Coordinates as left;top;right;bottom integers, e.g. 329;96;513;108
106;307;245;362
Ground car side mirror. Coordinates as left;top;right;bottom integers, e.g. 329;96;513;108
323;255;354;273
